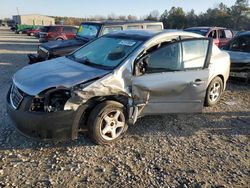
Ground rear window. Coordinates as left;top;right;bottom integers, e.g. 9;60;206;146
146;25;162;30
102;26;123;35
127;25;143;30
63;26;77;33
224;30;233;38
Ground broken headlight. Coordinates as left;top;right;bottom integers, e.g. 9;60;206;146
30;89;71;112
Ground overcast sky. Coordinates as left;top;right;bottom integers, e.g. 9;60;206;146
0;0;237;19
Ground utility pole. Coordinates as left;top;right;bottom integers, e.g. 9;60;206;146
16;7;20;15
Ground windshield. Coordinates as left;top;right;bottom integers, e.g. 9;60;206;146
185;29;208;36
76;23;101;39
68;36;144;69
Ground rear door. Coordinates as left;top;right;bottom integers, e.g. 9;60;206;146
132;38;212;115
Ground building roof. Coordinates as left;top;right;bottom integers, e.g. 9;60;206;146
13;14;54;18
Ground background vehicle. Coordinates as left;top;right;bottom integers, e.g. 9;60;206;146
7;30;230;145
184;27;234;48
27;27;41;36
39;25;78;42
15;27;33;34
28;21;164;63
222;31;250;81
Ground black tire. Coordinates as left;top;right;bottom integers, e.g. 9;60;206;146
87;101;128;145
205;76;223;107
56;38;63;40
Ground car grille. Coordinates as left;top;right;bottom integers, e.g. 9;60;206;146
10;84;24;109
231;63;250;72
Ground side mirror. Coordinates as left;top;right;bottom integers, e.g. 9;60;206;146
135;55;150;75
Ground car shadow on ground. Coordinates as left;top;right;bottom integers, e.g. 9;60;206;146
0;110;249;151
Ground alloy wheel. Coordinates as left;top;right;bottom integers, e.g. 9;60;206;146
100;110;125;141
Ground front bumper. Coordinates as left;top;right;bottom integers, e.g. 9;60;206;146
27;54;44;64
6;90;79;140
229;71;250;79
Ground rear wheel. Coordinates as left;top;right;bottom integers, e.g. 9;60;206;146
87;101;128;145
56;38;63;40
205;76;223;106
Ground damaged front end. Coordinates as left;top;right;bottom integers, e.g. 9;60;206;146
230;62;250;81
227;51;250;82
6;85;78;140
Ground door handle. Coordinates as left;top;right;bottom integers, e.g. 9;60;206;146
190;79;205;86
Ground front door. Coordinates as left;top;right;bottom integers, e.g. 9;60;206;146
132;38;212;115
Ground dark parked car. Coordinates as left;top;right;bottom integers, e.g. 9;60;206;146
28;21;163;64
222;31;250;81
39;25;78;42
184;27;234;48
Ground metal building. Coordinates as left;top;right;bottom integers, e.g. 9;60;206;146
12;14;55;25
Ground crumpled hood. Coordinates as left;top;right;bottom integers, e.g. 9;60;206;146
226;51;250;64
42;38;87;51
13;57;110;96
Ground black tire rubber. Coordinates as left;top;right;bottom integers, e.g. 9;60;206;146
204;76;223;107
56;38;63;40
87;101;128;145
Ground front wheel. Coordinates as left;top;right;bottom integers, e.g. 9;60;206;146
205;76;223;106
87;101;128;145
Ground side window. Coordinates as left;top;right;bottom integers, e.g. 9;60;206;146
218;30;226;39
49;26;59;32
224;30;233;38
146;42;182;73
127;25;143;30
71;27;78;33
182;40;209;69
142;39;209;74
102;26;122;35
208;30;217;39
146;25;163;30
63;27;72;33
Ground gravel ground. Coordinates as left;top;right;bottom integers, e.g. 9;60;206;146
0;27;249;188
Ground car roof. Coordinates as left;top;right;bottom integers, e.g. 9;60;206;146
81;20;163;26
106;29;203;40
43;25;78;28
185;26;228;30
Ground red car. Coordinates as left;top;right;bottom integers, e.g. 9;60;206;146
184;27;234;48
26;28;40;36
39;25;78;43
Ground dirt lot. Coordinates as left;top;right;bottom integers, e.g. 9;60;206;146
0;27;249;187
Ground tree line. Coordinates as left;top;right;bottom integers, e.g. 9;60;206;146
53;0;249;31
